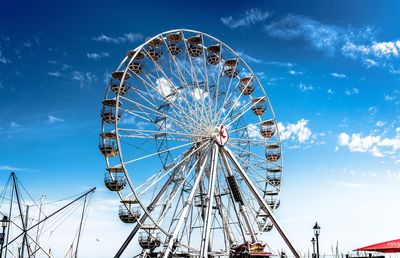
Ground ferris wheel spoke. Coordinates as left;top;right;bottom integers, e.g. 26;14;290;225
137;142;208;198
119;96;199;134
144;63;204;127
123;141;196;166
180;32;212;126
212;81;240;125
117;128;206;139
129;67;200;127
227;142;282;169
219;75;255;126
225;97;265;128
142;46;209;128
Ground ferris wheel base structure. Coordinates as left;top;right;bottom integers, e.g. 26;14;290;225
98;29;300;258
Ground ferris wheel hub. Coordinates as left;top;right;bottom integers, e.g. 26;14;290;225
213;125;229;145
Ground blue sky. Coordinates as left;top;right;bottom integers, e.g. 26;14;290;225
1;0;400;256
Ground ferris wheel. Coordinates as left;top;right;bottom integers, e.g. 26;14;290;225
99;29;299;258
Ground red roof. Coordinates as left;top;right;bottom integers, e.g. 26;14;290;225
355;239;400;253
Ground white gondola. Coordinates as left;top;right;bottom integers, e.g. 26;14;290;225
239;77;254;95
127;50;145;73
110;71;131;96
224;59;239;78
104;172;126;191
207;44;220;65
119;200;141;223
266;143;281;162
138;232;161;250
251;97;266;116
260;119;276;138
99;133;118;157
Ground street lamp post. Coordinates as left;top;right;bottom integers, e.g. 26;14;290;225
311;238;316;258
0;215;9;258
313;222;321;258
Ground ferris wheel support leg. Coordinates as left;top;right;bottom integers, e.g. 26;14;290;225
162;150;210;258
223;147;301;258
199;143;219;258
220;150;257;243
114;155;192;258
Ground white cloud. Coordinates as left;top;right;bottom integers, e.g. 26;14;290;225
156;77;173;97
87;52;109;60
277;119;312;143
345;88;359;96
92;33;143;44
289;70;303;75
47;115;65;124
372;41;399;57
264;14;348;54
330;72;347;78
48;71;63;77
10;121;19;128
376;121;386;127
0;165;28;171
337;130;400;157
299;83;314;92
327;88;334;95
72;71;97;88
0;48;10;64
237;51;264;64
247;123;263;140
221;8;270;29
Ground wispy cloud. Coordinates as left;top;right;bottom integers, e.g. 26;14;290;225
221;8;270;29
10;121;20;128
264;14;352;54
92;33;143;44
71;71;97;88
46;115;65;124
0;165;29;171
345;87;359;96
237;51;264;64
331;72;347;78
299;83;314;92
86;52;109;60
0;48;10;64
48;71;63;77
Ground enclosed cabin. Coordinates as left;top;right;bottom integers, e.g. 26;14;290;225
230;242;271;258
239;77;254;95
258;220;273;232
127;50;145;73
266;199;280;209
266;143;281;162
187;35;203;58
146;36;163;61
260;119;276;138
138;231;161;250
99;132;118;157
101;98;122;124
206;44;221;65
267;174;281;186
104;167;126;191
119;199;141;223
110;71;131;96
166;32;183;55
251;97;266;116
224;59;239;78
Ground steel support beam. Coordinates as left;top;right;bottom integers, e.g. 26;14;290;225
223;147;300;258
